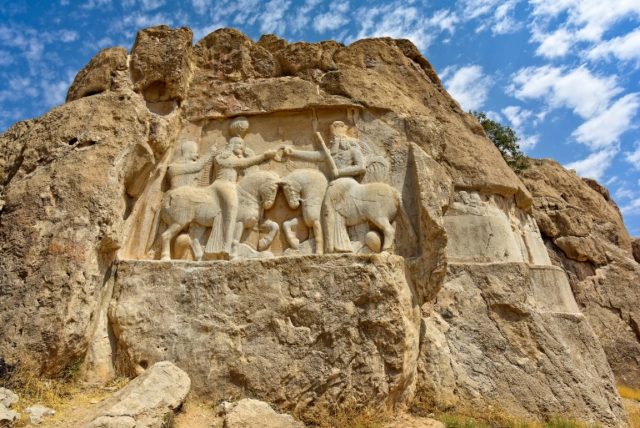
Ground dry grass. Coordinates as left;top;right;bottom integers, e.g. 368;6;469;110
619;385;640;402
302;401;390;428
411;394;597;428
0;357;129;427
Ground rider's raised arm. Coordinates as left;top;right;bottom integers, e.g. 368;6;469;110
287;148;325;162
335;147;366;178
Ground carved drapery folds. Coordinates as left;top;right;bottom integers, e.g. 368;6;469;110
122;109;416;260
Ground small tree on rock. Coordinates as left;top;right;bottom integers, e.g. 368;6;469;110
471;111;528;173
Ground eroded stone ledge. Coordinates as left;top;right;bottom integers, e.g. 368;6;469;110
109;254;420;417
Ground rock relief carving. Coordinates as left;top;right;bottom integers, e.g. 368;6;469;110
154;115;407;260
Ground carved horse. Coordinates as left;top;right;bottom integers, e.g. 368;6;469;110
160;170;280;260
322;177;401;253
279;169;328;254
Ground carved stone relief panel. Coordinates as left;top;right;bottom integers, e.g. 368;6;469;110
444;190;552;265
122;108;421;261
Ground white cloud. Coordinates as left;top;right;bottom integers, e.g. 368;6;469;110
191;0;207;15
140;0;164;10
291;0;321;33
533;28;573;58
259;0;291;34
621;198;640;216
509;65;621;119
59;30;78;43
354;3;430;50
571;93;640;149
428;9;459;34
313;2;350;33
82;0;111;9
565;148;618;180
41;77;72;107
442;65;492;111
588;29;640;63
528;0;640;60
626;144;640;168
529;0;640;41
461;0;520;34
615;186;636;200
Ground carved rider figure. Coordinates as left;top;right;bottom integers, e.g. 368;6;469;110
166;140;215;189
205;117;276;258
283;120;366;181
281;121;372;253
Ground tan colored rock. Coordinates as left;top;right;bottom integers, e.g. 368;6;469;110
25;405;54;425
223;399;304;428
130;25;193;103
81;361;190;428
0;91;166;375
66;47;129;102
417;262;627;427
194;28;278;80
521;159;640;388
0;389;17;409
0;404;19;427
633;238;640;263
109;254;420;416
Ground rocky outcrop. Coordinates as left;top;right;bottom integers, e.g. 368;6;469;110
418;262;625;426
0;25;635;427
66;47;129;102
0;388;19;427
521;159;640;389
633;238;640;263
81;361;190;428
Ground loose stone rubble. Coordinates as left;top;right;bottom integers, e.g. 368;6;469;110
223;399;304;428
80;361;190;428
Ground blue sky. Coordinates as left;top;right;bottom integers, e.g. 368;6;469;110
1;0;639;236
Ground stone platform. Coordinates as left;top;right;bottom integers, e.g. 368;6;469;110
109;254;420;416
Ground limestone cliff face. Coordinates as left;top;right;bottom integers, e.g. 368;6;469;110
521;159;640;389
0;25;633;426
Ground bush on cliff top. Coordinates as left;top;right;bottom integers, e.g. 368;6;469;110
472;111;529;173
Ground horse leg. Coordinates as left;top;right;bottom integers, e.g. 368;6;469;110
190;225;206;261
230;220;244;258
370;216;395;252
323;206;335;253
311;219;323;255
161;222;185;260
283;218;300;249
220;190;239;256
259;219;279;251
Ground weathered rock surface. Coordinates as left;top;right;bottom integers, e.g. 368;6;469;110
521;159;640;388
80;361;190;428
109;255;420;416
223;399;304;428
0;404;20;427
633;237;640;263
25;405;54;425
66;47;129;102
0;389;17;409
418;262;626;426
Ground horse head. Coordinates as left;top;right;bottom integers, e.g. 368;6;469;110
258;172;280;210
280;177;302;209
